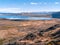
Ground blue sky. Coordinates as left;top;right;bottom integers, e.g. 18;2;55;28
0;0;60;13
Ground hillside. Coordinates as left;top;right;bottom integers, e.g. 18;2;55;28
0;19;60;45
52;12;60;18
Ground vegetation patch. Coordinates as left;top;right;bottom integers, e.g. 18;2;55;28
0;26;16;30
0;39;5;45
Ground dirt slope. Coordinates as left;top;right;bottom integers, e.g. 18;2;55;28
0;19;60;45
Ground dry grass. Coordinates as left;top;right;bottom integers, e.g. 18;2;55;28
0;19;60;45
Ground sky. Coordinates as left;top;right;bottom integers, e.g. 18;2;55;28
0;0;60;13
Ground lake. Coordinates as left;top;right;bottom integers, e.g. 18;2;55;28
0;15;52;20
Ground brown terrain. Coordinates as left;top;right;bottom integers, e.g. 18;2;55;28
0;19;60;45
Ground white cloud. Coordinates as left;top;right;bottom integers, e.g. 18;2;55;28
0;8;22;13
55;2;59;4
30;2;38;5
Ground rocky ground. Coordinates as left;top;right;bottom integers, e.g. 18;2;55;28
0;19;60;45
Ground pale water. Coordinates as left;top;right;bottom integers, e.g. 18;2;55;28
0;15;52;20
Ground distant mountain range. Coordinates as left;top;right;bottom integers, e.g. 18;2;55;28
20;12;60;18
51;12;60;18
0;12;60;18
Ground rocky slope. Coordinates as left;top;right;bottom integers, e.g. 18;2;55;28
0;19;60;45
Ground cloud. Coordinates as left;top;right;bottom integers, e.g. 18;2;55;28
0;8;22;13
30;2;38;5
55;2;59;4
30;2;48;5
